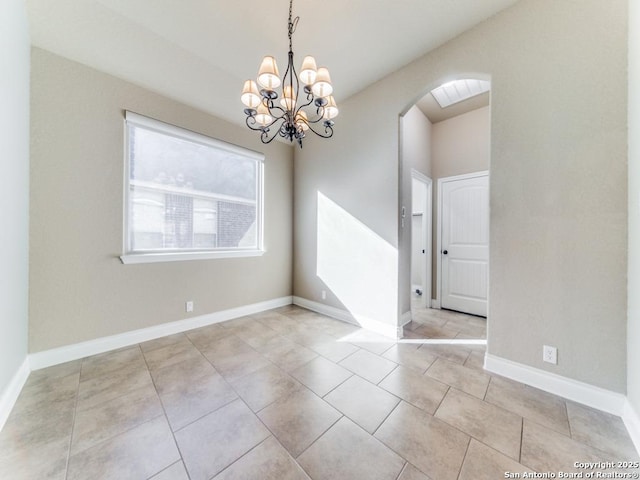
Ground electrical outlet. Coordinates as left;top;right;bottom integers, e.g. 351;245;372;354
185;301;194;313
543;345;557;365
321;290;327;300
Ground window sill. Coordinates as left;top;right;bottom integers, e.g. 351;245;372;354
120;249;265;264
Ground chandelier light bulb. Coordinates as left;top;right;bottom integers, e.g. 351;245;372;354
280;85;296;110
312;67;333;98
257;56;281;90
295;111;310;131
255;102;273;126
323;95;339;120
299;56;318;85
241;80;261;109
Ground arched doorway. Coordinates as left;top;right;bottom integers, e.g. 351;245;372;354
398;76;491;364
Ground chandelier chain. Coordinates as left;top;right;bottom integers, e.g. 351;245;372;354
288;0;299;53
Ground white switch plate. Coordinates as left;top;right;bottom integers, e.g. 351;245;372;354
185;301;194;313
543;345;557;364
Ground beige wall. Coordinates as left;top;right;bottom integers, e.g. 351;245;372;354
486;1;626;392
628;0;640;420
293;80;400;328
294;0;627;391
431;105;490;179
29;48;294;353
402;106;432;179
431;105;491;299
0;0;30;396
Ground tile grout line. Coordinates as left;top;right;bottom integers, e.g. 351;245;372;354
265;346;319;374
483;374;494;402
375;363;400;387
394;461;408;480
431;383;452;417
379;341;398;357
422;354;439;375
427;389;504;445
206;435;274;480
369;403;422;474
146;460;184;480
336;348;361;367
564;400;573;439
293;413;344;461
139;343;191;480
518;417;524;464
194;331;280;386
320;373;355;400
371;398;402;437
253;378;307;416
63;362;83;480
173;395;239;434
455;436;473;480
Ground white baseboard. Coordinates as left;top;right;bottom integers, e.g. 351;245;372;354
0;357;30;431
484;353;626;415
29;296;293;371
623;399;640;455
431;298;441;309
398;311;413;339
292;296;402;339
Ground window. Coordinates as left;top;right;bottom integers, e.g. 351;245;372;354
121;112;264;264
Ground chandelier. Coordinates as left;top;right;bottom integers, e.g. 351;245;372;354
241;0;338;148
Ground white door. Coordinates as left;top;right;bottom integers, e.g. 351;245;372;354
440;172;489;316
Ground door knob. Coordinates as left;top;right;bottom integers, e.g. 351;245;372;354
442;250;448;255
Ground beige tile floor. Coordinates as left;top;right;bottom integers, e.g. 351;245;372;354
1;302;638;480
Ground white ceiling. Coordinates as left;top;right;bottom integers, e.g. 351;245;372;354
27;0;518;128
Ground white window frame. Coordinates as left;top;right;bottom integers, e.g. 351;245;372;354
120;111;265;265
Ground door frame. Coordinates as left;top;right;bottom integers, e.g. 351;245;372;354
436;170;489;310
411;169;432;310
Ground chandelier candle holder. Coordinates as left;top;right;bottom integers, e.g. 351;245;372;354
241;0;338;148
